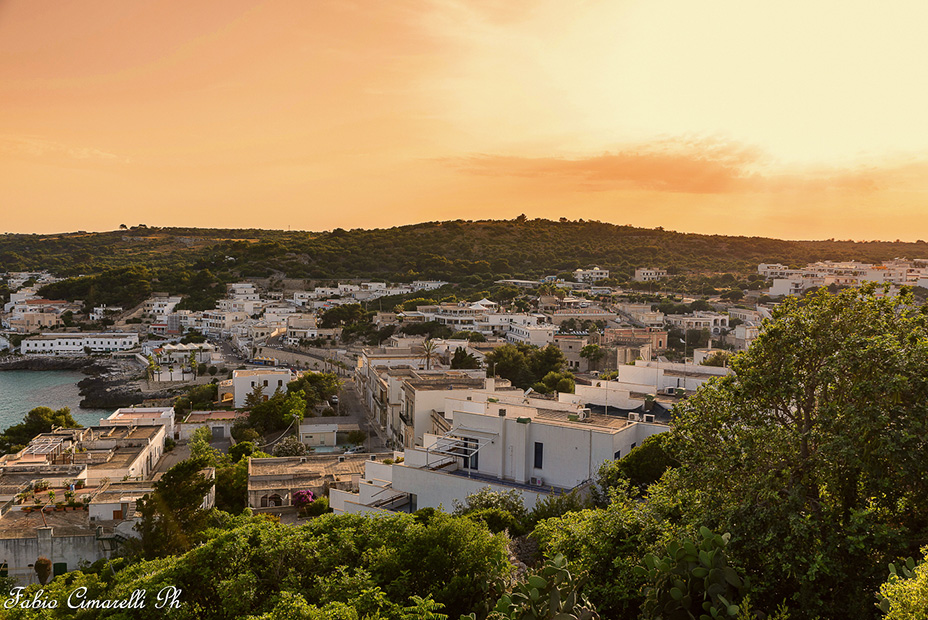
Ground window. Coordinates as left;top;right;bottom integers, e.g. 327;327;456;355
462;439;479;470
263;380;268;387
614;450;621;459
534;442;543;469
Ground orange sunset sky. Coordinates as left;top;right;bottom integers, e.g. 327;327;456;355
3;0;928;239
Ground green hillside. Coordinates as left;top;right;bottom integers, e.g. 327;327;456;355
2;218;925;293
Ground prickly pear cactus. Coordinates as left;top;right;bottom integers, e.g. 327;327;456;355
634;527;749;620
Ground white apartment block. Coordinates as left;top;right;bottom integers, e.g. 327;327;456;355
633;267;668;282
219;368;294;408
412;280;448;291
506;323;557;346
4;288;40;313
757;263;798;279
664;311;729;335
769;278;807;297
201;310;248;336
614;359;729;393
21;333;139;355
144;296;182;317
727;307;766;326
89;305;123;322
763;259;928;297
573;267;610;283
218;297;264;315
475;312;548;337
617;303;665;328
731;324;760;351
331;390;667;515
148;342;218;365
228;283;259;299
286;316;319;345
99;407;176;440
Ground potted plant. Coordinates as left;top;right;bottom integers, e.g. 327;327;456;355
75;479;86;489
55;502;64;511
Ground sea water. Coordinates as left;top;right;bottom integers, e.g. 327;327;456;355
0;370;109;430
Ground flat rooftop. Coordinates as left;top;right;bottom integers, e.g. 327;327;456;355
447;468;570;494
106;411;171;421
233;369;291;377
404;378;485;391
0;510;94;538
249;454;393;478
91;486;154;503
85;425;162;441
184;411;247;423
533;408;630;430
87;447;146;471
112;408;173;415
24;333;136;340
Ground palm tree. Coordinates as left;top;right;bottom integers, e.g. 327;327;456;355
421;339;438;371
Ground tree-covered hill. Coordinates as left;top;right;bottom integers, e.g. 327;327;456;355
2;219;926;286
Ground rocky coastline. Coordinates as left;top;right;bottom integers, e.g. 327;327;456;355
0;356;180;409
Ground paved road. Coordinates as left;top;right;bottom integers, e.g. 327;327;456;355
338;379;387;452
152;441;191;476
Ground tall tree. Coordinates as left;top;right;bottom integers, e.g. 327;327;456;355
669;286;928;618
0;406;82;454
421;339;438;371
243;383;265;409
580;344;605;370
136;456;215;559
450;347;481;369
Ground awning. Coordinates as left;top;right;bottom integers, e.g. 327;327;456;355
426;426;498;461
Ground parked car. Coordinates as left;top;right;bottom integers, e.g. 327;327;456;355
330;395;339;405
344;445;363;454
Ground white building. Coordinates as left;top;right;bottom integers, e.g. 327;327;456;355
664;311;729;335
89;305;123;322
218;297;264;316
762;259;928;297
219;368;294;409
331;390;667;515
587;359;730;395
633;267;668;282
573;267;610;283
731;324;760;351
617;303;665;328
144;296;182;317
412;280;448;291
506;323;557;346
177;410;249;441
228;282;259;299
285;316;319;345
201;310;248;336
21;333;139;355
98;407;176;440
149;342;218;365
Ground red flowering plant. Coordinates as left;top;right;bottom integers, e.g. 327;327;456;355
292;489;315;508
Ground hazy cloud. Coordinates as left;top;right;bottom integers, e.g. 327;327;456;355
441;139;908;195
0;136;123;163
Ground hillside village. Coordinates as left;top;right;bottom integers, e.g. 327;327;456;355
0;258;926;592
